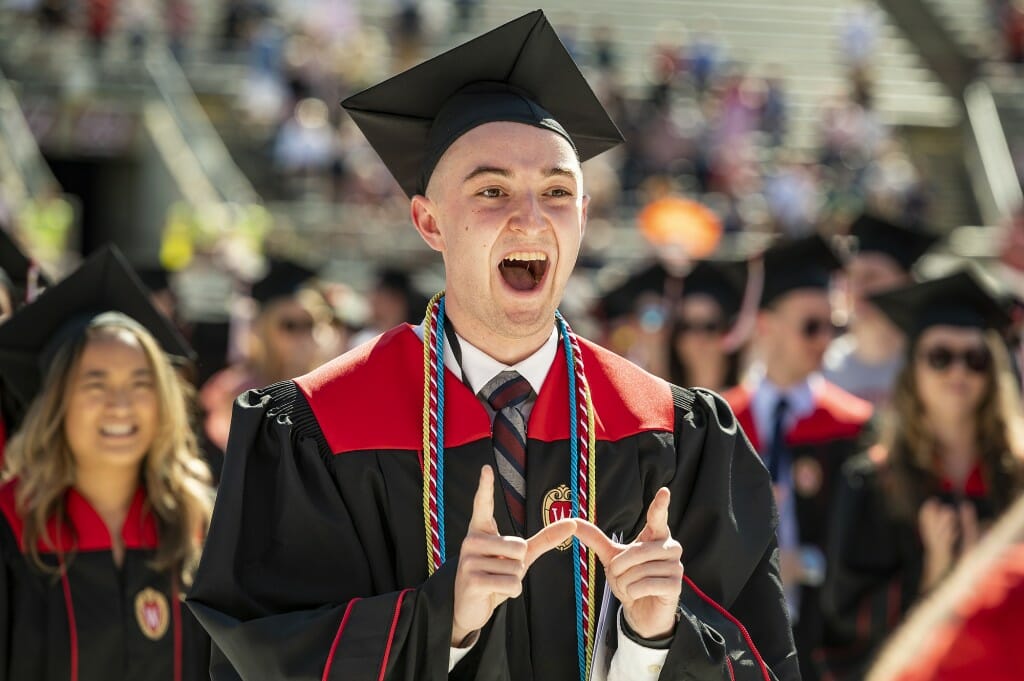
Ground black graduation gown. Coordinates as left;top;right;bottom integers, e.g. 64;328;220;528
187;324;800;681
818;450;998;680
0;482;211;680
726;381;872;681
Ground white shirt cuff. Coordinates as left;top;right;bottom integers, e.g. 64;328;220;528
448;632;478;672
607;608;671;681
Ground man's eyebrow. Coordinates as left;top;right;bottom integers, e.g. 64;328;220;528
463;166;512;183
545;166;578;179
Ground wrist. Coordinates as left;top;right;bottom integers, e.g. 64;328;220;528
621;608;679;645
451;624;474;648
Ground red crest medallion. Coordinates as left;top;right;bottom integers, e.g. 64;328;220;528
134;587;170;641
543;485;573;551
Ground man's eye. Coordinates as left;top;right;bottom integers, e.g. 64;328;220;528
480;188;505;198
547;188;573;198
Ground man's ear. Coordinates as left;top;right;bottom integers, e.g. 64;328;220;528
580;194;590;239
411;194;444;253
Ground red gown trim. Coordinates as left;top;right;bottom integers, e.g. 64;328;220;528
724;381;872;454
0;481;159;553
683;575;771;681
379;588;414;681
295;324;675;454
322;598;361;681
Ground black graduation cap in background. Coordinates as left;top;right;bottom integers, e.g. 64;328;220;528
135;265;171;294
597;259;747;321
0;245;194;407
869;270;1011;341
759;234;844;309
341;10;624;197
848;213;938;271
0;228;52;304
251;258;316;305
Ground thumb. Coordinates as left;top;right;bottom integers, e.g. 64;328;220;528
637;488;672;542
468;465;498;534
574;519;624;567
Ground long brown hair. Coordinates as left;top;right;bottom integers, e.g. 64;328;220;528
3;316;213;583
878;330;1024;522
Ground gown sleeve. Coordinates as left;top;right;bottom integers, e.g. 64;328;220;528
0;519;11;680
658;388;800;681
819;455;911;678
186;381;457;681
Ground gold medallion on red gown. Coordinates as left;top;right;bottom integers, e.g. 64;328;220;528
793;457;824;497
543;485;573;550
135;587;170;640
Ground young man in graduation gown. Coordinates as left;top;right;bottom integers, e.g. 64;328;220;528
188;12;799;681
823;214;937;407
723;235;872;681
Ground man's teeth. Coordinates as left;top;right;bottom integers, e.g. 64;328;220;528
101;424;135;436
504;252;547;262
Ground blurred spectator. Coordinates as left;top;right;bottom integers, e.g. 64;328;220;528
451;0;478;34
123;0;156;59
199;259;325;453
689;29;724;95
1003;0;1024;64
760;68;789;148
591;24;619;73
273;98;336;196
820;271;1024;680
837;0;881;73
725;235;873;681
86;0;116;57
349;267;426;347
824;214;938;407
164;0;192;62
764;154;822;236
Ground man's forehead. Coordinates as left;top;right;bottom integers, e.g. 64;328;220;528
438;122;581;177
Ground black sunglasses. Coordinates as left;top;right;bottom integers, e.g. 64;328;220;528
919;345;991;373
677;318;725;335
799;317;835;339
278;317;315;334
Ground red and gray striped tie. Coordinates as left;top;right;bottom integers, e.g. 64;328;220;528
481;370;533;536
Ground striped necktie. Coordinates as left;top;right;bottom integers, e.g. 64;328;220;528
481;370;533;535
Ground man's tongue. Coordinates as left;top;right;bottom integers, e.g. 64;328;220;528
500;261;537;291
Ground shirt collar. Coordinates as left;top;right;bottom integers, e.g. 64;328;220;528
444;326;559;397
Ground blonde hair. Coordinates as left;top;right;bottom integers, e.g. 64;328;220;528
878;330;1024;521
3;316;213;583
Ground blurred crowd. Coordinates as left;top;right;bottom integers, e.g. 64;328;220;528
1;1;1024;679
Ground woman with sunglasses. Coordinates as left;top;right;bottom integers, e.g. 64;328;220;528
200;258;326;455
819;270;1024;680
0;247;213;680
667;259;747;392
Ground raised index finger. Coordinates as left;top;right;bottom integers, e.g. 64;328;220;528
638;487;671;542
469;465;497;534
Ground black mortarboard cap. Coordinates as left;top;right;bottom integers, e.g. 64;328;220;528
760;234;844;309
0;228;52;304
597;262;670;320
0;245;194;407
597;259;747;321
869;270;1011;341
341;10;624;197
251;258;316;305
848;213;938;271
135;265;171;294
681;260;748;319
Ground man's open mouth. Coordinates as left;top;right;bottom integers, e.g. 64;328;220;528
498;252;549;292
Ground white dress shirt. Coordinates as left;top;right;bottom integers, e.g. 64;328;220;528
418;323;670;679
747;365;820;622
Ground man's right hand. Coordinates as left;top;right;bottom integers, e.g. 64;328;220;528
451;465;576;646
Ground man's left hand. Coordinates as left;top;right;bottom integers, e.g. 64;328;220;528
575;487;683;640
